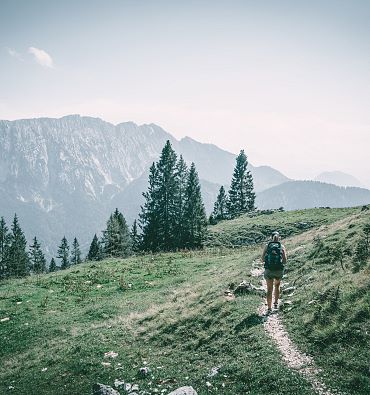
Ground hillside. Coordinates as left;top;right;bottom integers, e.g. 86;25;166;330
256;181;370;210
1;207;369;395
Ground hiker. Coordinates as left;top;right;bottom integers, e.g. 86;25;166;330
261;231;287;313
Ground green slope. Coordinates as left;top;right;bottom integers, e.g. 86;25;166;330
0;207;369;395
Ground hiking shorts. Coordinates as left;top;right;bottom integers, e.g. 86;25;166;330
264;268;284;280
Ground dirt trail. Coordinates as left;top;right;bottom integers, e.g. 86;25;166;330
252;262;342;395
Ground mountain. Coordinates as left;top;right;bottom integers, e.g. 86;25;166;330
256;180;370;210
0;115;288;256
314;171;365;188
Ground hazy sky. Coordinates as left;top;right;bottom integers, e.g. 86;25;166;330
1;0;369;184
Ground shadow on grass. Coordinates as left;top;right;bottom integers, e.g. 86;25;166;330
234;313;262;332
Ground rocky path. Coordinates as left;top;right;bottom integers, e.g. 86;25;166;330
251;263;342;395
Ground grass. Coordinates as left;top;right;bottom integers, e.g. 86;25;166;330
205;207;357;247
1;206;369;395
279;209;370;395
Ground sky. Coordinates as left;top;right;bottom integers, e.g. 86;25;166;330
0;0;369;184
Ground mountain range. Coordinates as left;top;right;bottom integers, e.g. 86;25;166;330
1;115;369;257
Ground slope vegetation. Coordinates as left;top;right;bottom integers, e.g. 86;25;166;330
1;207;369;395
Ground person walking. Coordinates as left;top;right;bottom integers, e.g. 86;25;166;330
261;231;287;314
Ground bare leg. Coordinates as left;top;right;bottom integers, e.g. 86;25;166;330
266;279;274;310
274;279;281;306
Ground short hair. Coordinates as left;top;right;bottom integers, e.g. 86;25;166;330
271;231;280;241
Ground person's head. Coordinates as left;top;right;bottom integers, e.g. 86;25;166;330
271;231;280;242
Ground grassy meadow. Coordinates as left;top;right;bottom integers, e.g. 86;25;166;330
1;206;369;395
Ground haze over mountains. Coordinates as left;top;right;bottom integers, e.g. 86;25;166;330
0;115;369;256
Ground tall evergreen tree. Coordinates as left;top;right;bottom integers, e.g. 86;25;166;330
130;220;141;253
49;258;57;272
140;141;178;251
57;236;70;270
139;163;160;251
212;186;228;223
183;163;208;248
8;214;30;277
102;209;131;257
71;237;82;265
174;155;189;248
87;234;101;261
156;140;178;250
0;217;11;279
227;150;255;217
29;237;46;274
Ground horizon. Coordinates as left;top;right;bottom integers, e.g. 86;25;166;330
1;0;369;184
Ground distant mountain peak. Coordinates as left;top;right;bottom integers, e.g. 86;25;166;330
314;171;364;188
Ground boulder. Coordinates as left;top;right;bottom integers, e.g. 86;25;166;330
93;383;120;395
168;386;198;395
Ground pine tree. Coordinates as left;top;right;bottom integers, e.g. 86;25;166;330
227;150;255;217
140;141;178;252
183;163;208;248
174;155;189;248
57;236;70;270
49;258;57;272
29;236;46;274
8;214;30;277
155;140;178;250
212;186;228;223
130;220;141;253
102;209;131;258
0;217;11;279
246;170;256;212
87;234;101;261
71;237;82;265
139;162;160;251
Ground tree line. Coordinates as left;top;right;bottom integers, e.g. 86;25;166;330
1;141;256;277
209;149;255;224
0;214;83;279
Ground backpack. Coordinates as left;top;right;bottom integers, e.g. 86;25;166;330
264;241;284;270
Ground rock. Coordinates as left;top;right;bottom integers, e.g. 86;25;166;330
104;351;118;358
138;367;151;376
93;383;121;395
233;280;265;296
167;386;197;395
114;379;125;389
208;366;221;377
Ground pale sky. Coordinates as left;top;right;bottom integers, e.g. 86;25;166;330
0;0;369;185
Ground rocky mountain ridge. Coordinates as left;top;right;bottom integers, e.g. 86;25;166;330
0;115;288;255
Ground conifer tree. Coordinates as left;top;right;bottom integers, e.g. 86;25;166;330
140;163;160;251
102;209;131;257
57;236;70;270
140;141;178;251
0;217;11;279
174;155;188;248
29;236;46;274
8;214;30;277
212;186;228;223
87;234;101;261
71;237;82;265
49;258;57;272
155;140;178;250
130;220;141;253
227;150;255;217
183;163;207;248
